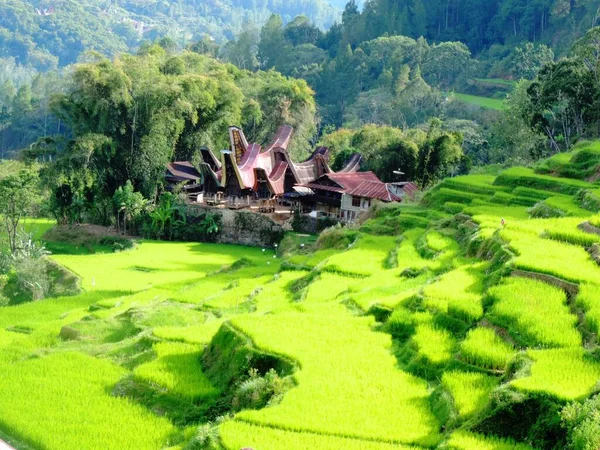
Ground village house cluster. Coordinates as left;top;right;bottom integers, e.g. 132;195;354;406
166;125;417;222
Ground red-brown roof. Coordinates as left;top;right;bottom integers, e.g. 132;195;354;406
348;180;400;202
324;171;380;190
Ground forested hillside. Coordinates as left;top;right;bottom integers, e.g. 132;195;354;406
340;0;600;54
0;0;340;69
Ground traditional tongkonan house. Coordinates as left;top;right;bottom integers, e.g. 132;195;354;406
166;124;414;219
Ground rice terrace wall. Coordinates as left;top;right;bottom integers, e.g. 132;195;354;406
188;205;284;248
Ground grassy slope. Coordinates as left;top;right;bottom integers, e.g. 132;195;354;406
452;93;505;110
3;144;600;449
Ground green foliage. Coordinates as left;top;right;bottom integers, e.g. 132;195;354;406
0;168;40;253
562;394;600;450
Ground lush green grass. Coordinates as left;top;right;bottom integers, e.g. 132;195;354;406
487;278;581;348
422;264;485;322
134;342;219;401
410;323;456;366
511;348;600;400
576;283;600;334
500;228;600;283
52;241;274;292
6;157;600;449
442;371;499;418
452;93;505;110
460;328;515;371
446;431;535;449
323;234;397;276
349;273;428;311
0;352;177;450
220;420;418;450
231;312;442;446
494;167;593;194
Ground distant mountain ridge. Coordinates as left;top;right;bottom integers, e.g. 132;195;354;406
0;0;342;69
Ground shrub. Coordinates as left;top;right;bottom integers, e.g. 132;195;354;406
528;201;566;218
576;189;600;212
9;256;50;301
232;368;288;411
316;225;359;250
562;394;600;450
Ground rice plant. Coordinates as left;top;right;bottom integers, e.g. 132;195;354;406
487;278;581;348
323;235;398;276
230;312;442;446
459;327;515;370
422;264;485;322
134;342;220;400
500;229;600;283
153;319;226;345
349;273;428;311
446;431;536;449
0;352;176;450
511;348;600;400
442;371;499;418
494;167;592;195
411;323;456;366
577;283;600;333
220;420;417;450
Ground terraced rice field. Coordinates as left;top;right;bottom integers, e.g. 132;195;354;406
3;149;600;449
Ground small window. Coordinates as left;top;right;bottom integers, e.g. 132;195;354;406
352;196;361;207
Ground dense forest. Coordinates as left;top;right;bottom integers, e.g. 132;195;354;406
0;0;341;69
338;0;600;54
2;0;600;176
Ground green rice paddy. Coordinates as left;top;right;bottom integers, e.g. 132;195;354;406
3;144;600;449
452;93;505;111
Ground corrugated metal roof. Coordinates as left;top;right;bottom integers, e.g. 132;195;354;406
348;180;400;202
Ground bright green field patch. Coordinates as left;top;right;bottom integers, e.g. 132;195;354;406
422;264;485;322
287;248;338;268
488;278;580;348
397;229;439;271
252;270;310;313
303;272;360;305
511;348;600;400
134;342;219;401
220;420;420;450
153;319;225;345
494;167;593;195
442;371;499;418
543;195;591;217
0;352;176;450
452;93;504;110
411;324;456;366
426;231;456;253
52;242;273;292
460;328;515;371
576;283;600;334
231;312;441;446
323;235;397;276
349;273;428;311
446;431;535;449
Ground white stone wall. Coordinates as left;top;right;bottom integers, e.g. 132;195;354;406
340;194;370;222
